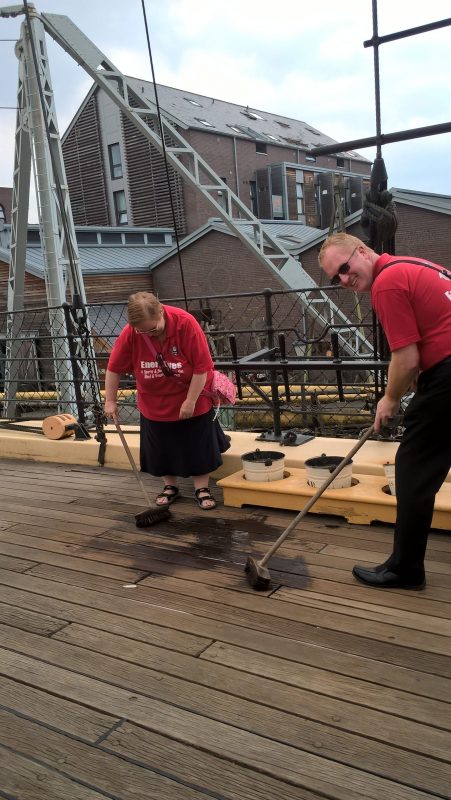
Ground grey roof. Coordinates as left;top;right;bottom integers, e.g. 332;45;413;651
0;225;174;278
24;244;171;277
210;219;322;251
125;79;368;162
390;187;451;216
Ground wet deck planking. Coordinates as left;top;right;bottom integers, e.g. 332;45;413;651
0;457;450;800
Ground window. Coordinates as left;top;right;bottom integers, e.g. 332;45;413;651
195;118;215;128
124;232;145;244
272;195;284;219
305;154;316;163
227;125;241;133
26;230;41;243
146;233;167;244
265;134;279;142
296;182;304;216
242;109;264;121
185;97;202;106
0;204;5;223
256;142;267;155
336;157;345;168
101;232;122;244
249;181;257;215
275;120;290;129
108;143;123;179
113;191;128;225
76;231;98;245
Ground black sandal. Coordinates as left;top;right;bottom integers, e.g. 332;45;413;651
156;485;180;506
194;487;217;510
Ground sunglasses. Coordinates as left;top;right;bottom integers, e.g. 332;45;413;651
331;246;358;286
135;322;161;334
156;352;173;377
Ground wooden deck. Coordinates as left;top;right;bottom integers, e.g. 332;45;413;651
0;457;450;800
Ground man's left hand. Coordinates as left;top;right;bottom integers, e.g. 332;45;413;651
179;399;196;419
375;395;400;432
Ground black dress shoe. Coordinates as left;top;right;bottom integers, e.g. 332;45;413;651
352;565;425;590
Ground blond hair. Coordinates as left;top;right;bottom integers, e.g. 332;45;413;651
318;233;369;266
127;292;162;327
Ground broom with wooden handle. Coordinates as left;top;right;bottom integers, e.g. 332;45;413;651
115;421;171;527
245;425;375;590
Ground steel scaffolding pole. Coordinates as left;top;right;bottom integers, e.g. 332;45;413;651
1;4;101;419
3;46;31;417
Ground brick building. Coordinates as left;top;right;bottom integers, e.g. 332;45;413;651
61;82;372;236
390;188;451;268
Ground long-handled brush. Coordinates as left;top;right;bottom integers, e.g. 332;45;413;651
245;425;375;590
115;421;171;528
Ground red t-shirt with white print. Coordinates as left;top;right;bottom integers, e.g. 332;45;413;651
107;305;214;421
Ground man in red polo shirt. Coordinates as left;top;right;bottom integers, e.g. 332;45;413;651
319;233;451;589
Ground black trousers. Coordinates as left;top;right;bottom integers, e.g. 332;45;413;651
386;357;451;578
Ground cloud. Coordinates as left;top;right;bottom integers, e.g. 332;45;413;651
0;0;450;221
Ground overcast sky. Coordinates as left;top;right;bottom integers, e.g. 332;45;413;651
1;0;450;222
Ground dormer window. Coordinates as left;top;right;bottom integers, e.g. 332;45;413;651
185;97;202;106
265;134;279;142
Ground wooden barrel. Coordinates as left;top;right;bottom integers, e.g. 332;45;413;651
42;413;77;440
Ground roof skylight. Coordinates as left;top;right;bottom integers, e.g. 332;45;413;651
195;118;215;128
241;109;265;121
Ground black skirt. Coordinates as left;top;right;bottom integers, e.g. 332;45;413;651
140;409;231;477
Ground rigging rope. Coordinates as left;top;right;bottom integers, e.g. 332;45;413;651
360;155;397;255
140;0;189;310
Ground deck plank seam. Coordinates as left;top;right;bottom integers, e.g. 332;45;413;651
0;740;125;800
92;717;126;746
96;738;234;800
0;701;117;747
96;735;328;800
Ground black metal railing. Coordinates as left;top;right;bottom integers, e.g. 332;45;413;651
0;285;392;440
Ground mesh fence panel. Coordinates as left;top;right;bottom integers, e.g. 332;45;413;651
0;288;392;437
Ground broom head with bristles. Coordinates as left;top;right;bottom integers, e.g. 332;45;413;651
135;506;171;528
245;555;271;591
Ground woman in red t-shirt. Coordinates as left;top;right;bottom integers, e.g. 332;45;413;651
104;292;230;510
